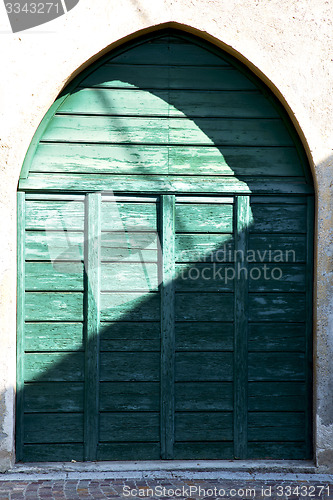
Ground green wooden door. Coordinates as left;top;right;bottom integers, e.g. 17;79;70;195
17;31;314;462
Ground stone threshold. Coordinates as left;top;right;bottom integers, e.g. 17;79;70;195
2;460;333;482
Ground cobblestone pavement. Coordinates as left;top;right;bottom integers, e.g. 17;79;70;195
1;477;333;500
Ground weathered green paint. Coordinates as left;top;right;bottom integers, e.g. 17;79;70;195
58;88;281;118
17;30;314;462
42;116;294;146
160;195;175;459
30;144;304;177
248;382;306;411
84;193;101;460
175;412;233;441
80;65;257;90
24;352;84;382
100;352;160;382
175;382;233;411
19;174;313;194
233;196;251;459
25;323;84;352
100;413;160;442
24;382;84;412
24;413;83;443
106;36;231;66
99;382;160;411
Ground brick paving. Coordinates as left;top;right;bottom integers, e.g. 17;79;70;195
0;477;333;499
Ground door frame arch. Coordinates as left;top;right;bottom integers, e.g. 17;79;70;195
15;23;320;467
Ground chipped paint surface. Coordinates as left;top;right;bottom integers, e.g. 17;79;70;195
0;0;332;471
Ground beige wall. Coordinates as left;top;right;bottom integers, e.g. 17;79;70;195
0;0;332;471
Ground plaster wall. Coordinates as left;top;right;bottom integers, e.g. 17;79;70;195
0;0;332;472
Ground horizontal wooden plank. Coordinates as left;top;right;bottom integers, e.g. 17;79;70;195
248;293;306;322
24;413;83;443
175;382;233;411
175;234;234;263
100;339;160;352
248;352;305;381
248;323;306;352
25;323;83;352
100;292;160;321
173;442;233;459
25;194;86;201
24;382;84;412
25;292;83;321
175;322;233;351
42;116;293;147
175;293;234;321
175;412;233;441
248;382;306;411
80;66;256;90
108;38;231;66
24;353;84;382
100;352;160;381
250;195;307;204
248;412;306;441
175;204;233;233
59;89;279;119
101;241;159;263
101;262;159;291
172;119;293;146
100;321;160;339
19;174;312;194
250;204;307;233
101;230;159;248
43;115;170;143
169;91;280;118
99;413;159;442
169;146;304;177
25;231;84;261
248;234;307;263
248;264;306;292
97;443;161;460
247;442;307;460
22;444;84;462
101;202;158;231
99;382;160;411
25;262;84;291
176;196;234;204
60;88;170;115
175;352;233;381
25;201;84;230
31;143;168;174
175;263;235;292
30;143;304;177
100;321;160;351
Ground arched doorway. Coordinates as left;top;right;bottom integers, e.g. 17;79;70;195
16;29;314;462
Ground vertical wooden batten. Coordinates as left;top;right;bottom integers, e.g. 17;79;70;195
233;195;251;459
84;192;101;461
160;194;176;459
